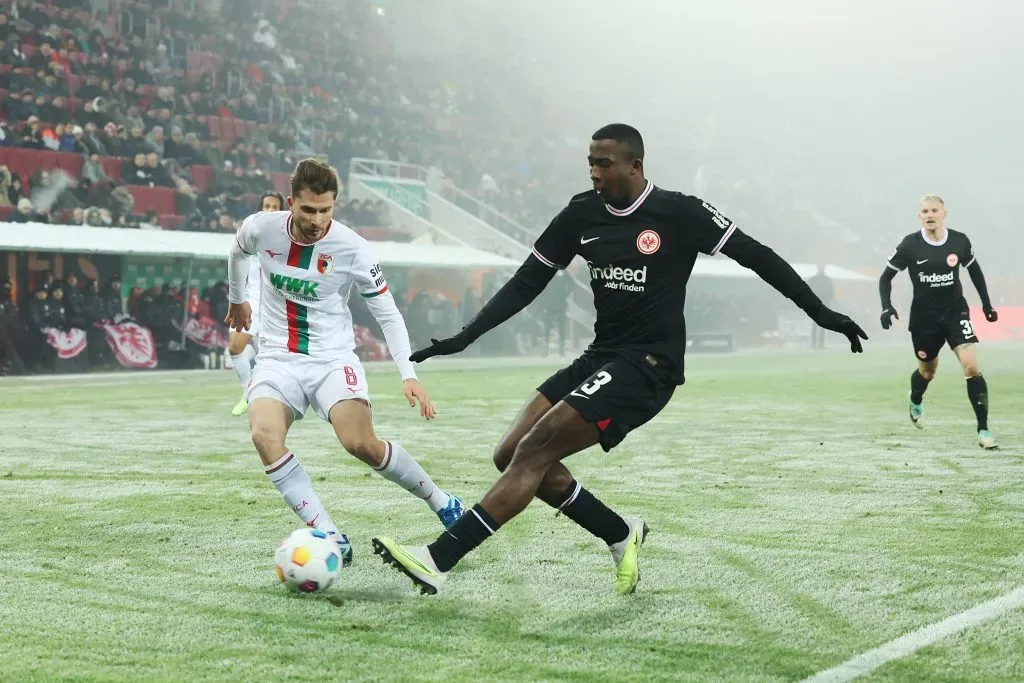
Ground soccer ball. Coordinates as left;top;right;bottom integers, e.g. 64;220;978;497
274;528;342;593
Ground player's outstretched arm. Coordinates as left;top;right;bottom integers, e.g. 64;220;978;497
719;230;868;352
409;255;556;362
966;260;998;322
362;291;419;382
878;268;899;329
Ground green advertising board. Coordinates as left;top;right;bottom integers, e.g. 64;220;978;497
359;178;430;219
122;256;225;295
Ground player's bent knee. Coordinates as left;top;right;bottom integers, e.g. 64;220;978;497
250;422;286;458
510;422;560;472
339;435;378;462
492;440;515;472
920;368;937;381
962;362;980;377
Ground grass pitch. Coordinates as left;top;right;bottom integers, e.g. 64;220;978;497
0;345;1021;682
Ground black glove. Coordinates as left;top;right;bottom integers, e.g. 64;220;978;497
409;333;471;363
813;307;868;353
880;307;898;330
984;305;998;323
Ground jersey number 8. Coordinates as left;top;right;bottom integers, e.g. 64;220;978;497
343;365;359;386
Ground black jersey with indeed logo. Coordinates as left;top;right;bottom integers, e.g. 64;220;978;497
531;182;736;381
886;228;975;329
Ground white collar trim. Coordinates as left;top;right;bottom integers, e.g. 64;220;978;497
604;180;653;216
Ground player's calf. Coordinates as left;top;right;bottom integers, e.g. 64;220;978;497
331;402;459;521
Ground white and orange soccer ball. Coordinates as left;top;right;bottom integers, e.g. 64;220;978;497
274;528;342;593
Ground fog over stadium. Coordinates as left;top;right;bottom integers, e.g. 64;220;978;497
385;0;1023;275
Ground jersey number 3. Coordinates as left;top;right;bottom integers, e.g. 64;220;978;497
960;320;975;338
579;371;612;396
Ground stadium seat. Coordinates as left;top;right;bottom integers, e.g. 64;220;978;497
191;164;213;193
206;117;223;140
0;206;13;221
53;152;84;178
129;186;177;215
271;172;289;194
218;116;236;142
100;156;122;180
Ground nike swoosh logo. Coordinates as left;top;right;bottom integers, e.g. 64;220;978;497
580;236;600;244
569;390;588;399
916;259;928;264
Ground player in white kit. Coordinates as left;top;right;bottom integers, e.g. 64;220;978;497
225;159;464;564
228;191;285;416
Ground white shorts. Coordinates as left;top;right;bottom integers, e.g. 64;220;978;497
248;353;370;422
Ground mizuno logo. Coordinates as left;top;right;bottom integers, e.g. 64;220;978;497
580;236;600;244
265;249;282;258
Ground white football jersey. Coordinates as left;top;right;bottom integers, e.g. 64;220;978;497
245;254;261;304
232;211;391;361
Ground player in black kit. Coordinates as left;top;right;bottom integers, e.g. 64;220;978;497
372;124;868;595
879;194;999;450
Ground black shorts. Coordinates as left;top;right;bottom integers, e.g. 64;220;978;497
537;349;676;452
911;308;979;361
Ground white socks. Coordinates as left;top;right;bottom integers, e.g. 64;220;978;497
264;452;338;534
374;441;450;513
231;344;256;391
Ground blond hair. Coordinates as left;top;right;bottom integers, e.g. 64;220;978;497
919;193;945;207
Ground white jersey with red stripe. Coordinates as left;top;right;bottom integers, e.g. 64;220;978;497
229;211;413;377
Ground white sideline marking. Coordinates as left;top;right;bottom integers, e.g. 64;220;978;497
803;586;1024;683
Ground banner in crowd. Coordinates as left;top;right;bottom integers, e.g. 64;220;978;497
97;321;158;369
173;315;229;350
42;327;88;359
351;176;430;219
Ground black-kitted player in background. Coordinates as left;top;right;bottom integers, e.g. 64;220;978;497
879;194;999;450
372;124;868;595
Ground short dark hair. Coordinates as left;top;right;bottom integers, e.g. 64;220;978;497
591;123;644;160
290;158;340;198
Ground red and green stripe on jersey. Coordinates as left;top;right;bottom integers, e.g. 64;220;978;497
360;283;389;299
285;241;314;354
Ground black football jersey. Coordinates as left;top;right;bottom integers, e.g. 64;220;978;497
531;182;737;382
886;228;975;328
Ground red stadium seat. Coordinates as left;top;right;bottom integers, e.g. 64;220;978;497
100;156;122;180
190;164;213;193
271;172;289;194
0;206;13;221
128;186;177;215
53;151;84;178
219;116;236;142
206;116;223;140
